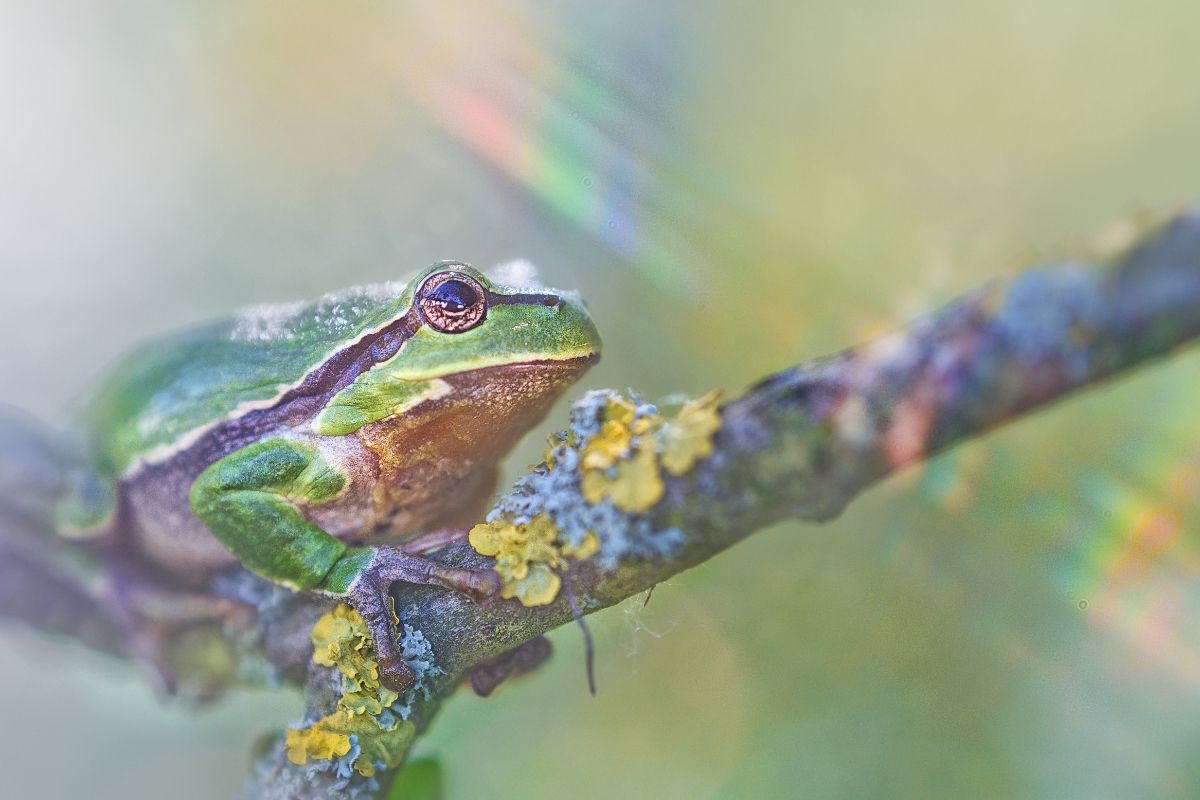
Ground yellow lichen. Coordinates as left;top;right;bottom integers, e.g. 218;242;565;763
470;391;722;605
286;605;409;775
286;711;415;777
562;530;601;560
581;442;664;512
341;687;384;717
578;391;723;511
576;397;668;512
469;513;601;606
659;390;723;475
349;717;415;777
311;603;369;673
286;722;352;763
580;419;635;471
602;394;638;425
509;562;562;606
470;512;560;583
542;430;573;471
309;604;401;714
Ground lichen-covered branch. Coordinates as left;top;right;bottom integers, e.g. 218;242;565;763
7;211;1200;799
244;209;1200;798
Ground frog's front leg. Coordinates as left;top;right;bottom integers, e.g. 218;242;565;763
190;437;500;692
321;546;500;691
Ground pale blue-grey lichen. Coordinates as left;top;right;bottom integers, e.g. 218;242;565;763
376;624;441;726
993;264;1109;381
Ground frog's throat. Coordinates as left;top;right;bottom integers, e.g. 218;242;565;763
340;354;599;539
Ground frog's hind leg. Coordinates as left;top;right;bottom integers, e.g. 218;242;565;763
0;404;117;541
0;523;127;655
94;557;259;699
0;406;125;649
0;404;67;524
0;406;254;698
469;635;552;697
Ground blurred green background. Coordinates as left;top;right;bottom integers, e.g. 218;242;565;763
4;1;1200;798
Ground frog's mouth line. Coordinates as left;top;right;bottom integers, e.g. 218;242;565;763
440;352;600;382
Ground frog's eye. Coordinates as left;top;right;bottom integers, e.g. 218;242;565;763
418;271;488;333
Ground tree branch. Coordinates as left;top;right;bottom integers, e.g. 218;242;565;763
5;211;1200;799
245;209;1200;798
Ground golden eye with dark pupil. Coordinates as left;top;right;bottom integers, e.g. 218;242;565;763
418;274;488;333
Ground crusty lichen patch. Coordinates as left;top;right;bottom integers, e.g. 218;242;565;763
470;389;722;606
580;403;664;512
659;390;723;475
469;513;599;606
285;605;417;777
579;391;722;512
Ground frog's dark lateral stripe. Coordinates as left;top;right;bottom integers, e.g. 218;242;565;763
168;289;567;470
487;291;564;308
273;313;421;409
274;289;563;407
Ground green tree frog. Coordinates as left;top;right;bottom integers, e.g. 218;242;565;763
55;262;601;692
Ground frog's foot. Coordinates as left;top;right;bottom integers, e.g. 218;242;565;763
345;575;416;693
344;547;502;693
469;635;552;697
98;565;258;696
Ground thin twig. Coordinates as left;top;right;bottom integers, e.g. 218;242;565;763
564;572;596;696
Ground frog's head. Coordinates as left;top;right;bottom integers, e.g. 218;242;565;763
313;263;601;461
391;261;601;379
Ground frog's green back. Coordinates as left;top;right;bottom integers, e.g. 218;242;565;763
86;280;414;477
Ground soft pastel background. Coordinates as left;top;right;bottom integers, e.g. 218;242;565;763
3;1;1200;798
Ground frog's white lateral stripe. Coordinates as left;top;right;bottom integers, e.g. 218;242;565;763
128;419;224;476
119;344;585;479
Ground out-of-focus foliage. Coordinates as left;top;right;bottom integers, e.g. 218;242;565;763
3;1;1200;798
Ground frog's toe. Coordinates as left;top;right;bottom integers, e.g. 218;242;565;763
377;654;416;694
370;549;502;605
459;567;502;606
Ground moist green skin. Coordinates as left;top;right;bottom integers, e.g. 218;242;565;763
61;262;601;603
189;438;349;590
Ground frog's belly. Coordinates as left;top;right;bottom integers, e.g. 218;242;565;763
122;456;241;583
